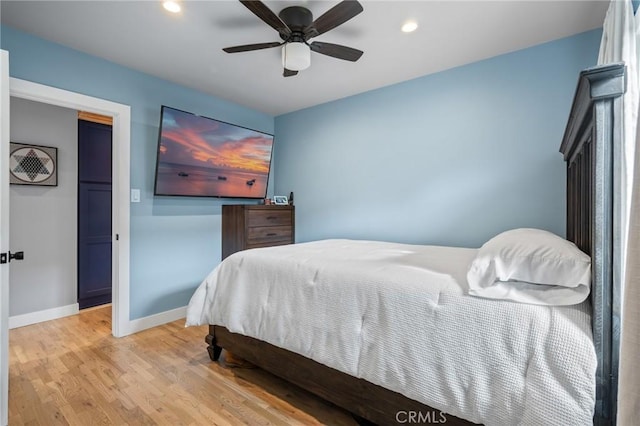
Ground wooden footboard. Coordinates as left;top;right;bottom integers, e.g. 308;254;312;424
207;325;475;426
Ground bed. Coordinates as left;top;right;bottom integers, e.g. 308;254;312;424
186;63;624;425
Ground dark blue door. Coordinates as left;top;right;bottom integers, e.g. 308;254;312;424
78;119;112;309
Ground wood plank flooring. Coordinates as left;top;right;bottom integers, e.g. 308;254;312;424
9;306;358;425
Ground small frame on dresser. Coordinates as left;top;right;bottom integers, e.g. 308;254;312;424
272;195;288;205
9;142;58;186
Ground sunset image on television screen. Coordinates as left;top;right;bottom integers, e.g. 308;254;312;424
155;107;274;198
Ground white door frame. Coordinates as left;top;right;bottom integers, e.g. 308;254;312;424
1;49;11;426
9;78;131;338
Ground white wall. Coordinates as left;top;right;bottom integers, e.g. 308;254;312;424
9;97;77;316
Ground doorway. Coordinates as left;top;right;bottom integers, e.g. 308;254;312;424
8;77;131;337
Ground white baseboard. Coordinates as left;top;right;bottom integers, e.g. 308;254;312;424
9;303;79;329
8;303;187;335
125;306;187;335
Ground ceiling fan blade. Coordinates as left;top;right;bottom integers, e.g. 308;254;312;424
309;41;363;62
223;42;282;53
239;1;291;37
283;68;298;77
305;1;363;38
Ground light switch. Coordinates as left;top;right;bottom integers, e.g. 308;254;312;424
131;188;140;203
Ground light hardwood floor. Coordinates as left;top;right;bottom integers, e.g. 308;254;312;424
9;306;358;425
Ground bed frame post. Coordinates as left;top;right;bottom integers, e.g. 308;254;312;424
205;327;222;361
560;63;625;426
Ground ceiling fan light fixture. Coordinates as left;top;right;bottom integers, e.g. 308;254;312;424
163;1;181;13
282;42;311;71
401;20;418;33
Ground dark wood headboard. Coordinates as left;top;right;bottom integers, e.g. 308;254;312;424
560;63;625;426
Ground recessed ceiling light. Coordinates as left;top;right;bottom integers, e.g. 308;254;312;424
401;21;418;33
163;1;181;13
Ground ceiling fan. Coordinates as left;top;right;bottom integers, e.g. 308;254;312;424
223;0;364;77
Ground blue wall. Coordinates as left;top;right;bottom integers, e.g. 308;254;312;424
1;25;275;320
274;29;602;248
1;24;602;319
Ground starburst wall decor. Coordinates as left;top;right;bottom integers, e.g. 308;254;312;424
9;143;57;186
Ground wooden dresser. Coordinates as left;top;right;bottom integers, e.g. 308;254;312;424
221;204;295;260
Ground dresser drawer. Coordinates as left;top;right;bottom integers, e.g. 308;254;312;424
222;204;294;260
247;226;292;244
247;209;292;227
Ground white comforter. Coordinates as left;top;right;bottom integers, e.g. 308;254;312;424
186;239;596;425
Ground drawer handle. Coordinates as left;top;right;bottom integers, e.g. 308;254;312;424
266;233;277;236
266;216;277;220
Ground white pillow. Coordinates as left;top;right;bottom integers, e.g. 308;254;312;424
466;228;591;305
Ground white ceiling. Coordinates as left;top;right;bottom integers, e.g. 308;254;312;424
0;1;608;116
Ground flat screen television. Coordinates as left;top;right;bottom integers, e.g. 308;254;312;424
153;106;274;199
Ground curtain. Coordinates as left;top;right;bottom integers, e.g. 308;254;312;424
598;0;638;278
618;5;640;421
598;1;640;424
619;124;640;423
